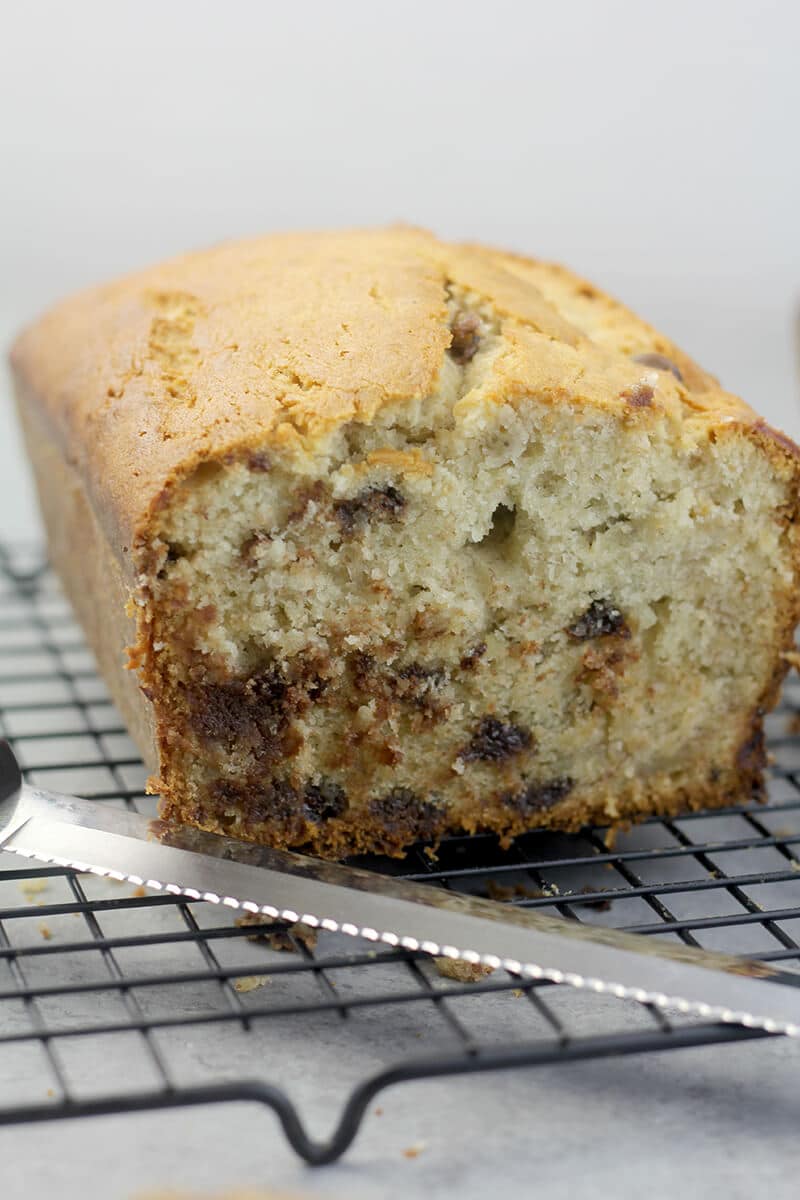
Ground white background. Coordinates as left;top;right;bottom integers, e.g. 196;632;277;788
2;0;799;539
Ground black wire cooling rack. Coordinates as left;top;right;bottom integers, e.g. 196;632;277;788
1;543;800;1165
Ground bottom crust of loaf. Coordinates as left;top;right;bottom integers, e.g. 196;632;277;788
158;765;765;859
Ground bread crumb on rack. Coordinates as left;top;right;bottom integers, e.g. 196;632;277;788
20;878;48;901
235;914;318;953
433;957;495;983
233;975;269;993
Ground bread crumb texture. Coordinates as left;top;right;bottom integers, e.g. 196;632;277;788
232;975;268;994
433;957;496;983
11;227;800;858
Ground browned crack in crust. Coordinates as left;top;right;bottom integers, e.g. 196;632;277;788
147;291;205;413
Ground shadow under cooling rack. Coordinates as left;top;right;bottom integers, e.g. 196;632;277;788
0;544;799;1164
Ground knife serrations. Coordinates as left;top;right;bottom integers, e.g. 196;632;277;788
2;777;800;1037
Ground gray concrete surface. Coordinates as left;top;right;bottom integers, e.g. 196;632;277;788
2;1010;800;1200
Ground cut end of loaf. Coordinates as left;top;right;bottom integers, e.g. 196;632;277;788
137;350;800;856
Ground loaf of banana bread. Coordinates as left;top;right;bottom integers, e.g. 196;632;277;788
11;227;800;856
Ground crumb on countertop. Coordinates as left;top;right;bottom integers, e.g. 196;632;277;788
38;923;53;940
131;885;147;898
402;1141;427;1159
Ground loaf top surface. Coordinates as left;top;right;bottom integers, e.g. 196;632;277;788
10;226;792;560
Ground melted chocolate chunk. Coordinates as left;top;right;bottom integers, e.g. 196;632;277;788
290;651;332;701
207;776;301;832
303;779;348;822
351;654;446;716
459;643;487;671
351;651;377;692
504;776;573;816
246;451;273;472
566;599;628;641
334;485;406;535
631;352;683;382
395;662;446;710
461;717;533;764
187;667;285;741
247;778;300;825
185;665;299;763
448;311;482;364
369;787;442;843
622;382;654;408
397;662;446;685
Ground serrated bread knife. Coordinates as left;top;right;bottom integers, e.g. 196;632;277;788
1;740;799;1034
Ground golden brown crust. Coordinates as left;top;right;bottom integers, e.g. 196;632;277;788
15;387;159;767
11;226;785;572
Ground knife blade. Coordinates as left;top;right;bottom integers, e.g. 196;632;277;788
1;739;798;1034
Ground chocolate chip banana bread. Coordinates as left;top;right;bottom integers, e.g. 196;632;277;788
11;227;800;857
